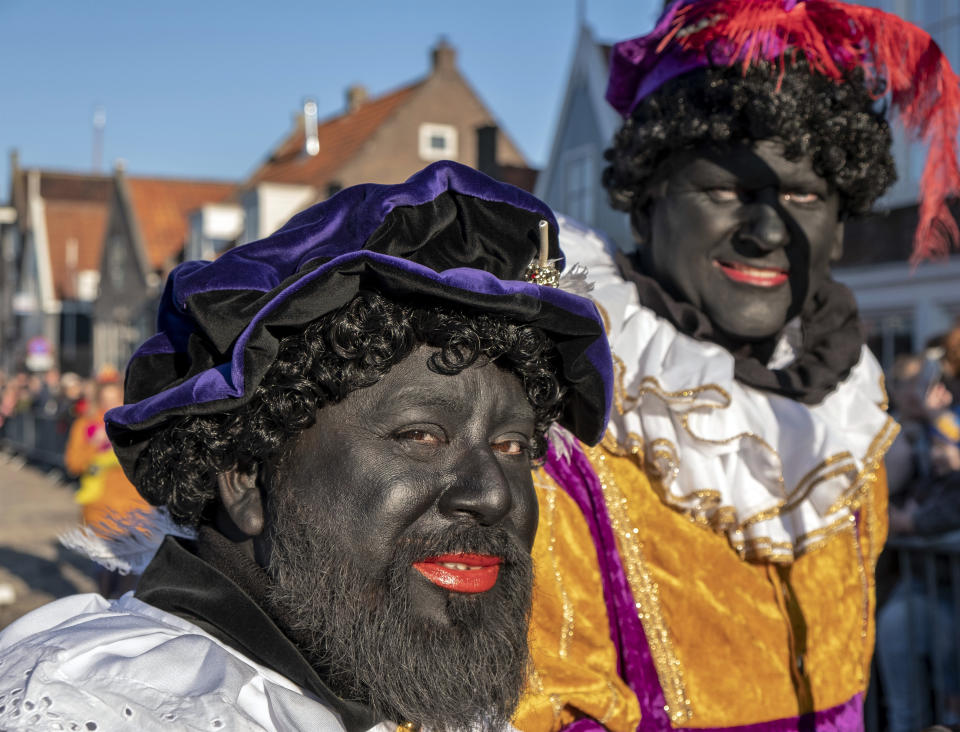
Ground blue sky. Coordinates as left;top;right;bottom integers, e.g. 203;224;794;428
0;1;661;198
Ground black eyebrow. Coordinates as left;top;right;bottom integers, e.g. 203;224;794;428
386;387;462;413
384;387;535;428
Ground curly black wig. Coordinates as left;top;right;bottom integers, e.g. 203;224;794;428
604;60;897;217
136;291;565;525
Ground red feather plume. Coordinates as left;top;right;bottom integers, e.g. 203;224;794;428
670;0;960;261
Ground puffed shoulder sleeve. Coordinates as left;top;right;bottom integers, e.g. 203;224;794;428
513;470;640;731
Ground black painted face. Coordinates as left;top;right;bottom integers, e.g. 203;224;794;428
269;344;538;627
637;140;843;342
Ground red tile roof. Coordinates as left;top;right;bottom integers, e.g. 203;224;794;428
34;172;113;301
45;199;111;300
248;82;422;187
125;177;235;270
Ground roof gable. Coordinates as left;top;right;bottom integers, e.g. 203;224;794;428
124;177;235;270
536;25;620;200
34;171;113;302
247;82;423;189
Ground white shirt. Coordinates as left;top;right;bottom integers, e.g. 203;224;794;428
0;592;394;732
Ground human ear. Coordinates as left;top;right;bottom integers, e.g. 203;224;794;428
216;465;265;538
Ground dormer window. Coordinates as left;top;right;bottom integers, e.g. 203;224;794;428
419;123;458;161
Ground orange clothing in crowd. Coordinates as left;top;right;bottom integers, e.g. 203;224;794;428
64;412;152;536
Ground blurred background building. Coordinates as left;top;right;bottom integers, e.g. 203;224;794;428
0;40;537;378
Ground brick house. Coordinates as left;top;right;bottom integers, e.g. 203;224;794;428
0;157;236;377
188;40;537;256
0;154;114;376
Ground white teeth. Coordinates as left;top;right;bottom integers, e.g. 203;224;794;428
439;562;476;571
742;267;780;278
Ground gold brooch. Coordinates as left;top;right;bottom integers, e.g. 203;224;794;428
524;219;561;287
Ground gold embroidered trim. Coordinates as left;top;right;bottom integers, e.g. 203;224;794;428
539;477;575;660
638;376;732;405
605;348;901;561
594;299;612;336
599;681;620;726
527;668;563;724
613;354;630;416
587;444;692;724
740;463;857;529
852;512;870;687
677;412;780;463
602;427;645;461
617;374;732;417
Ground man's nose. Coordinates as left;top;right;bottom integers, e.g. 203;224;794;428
738;197;789;253
438;447;513;526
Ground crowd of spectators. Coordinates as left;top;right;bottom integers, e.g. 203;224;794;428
877;321;960;731
0;367;89;441
0;365;150;597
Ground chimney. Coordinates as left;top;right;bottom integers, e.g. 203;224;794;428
431;38;456;74
303;99;320;157
476;125;499;180
346;84;368;113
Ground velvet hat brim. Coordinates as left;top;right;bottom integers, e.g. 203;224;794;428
105;161;613;486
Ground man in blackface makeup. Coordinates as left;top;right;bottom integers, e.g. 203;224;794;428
0;161;613;732
515;1;960;730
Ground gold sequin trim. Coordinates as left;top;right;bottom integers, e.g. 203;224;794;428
594;299;612;336
527;668;563;724
677;412;780;462
612;354;630;416
851;512;870;686
599;680;620;725
606;347;902;560
616;373;732;416
539;476;575;660
587;444;692;724
602;427;645;461
739;462;857;529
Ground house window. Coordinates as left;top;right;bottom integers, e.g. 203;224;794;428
563;148;594;224
419;123;458;161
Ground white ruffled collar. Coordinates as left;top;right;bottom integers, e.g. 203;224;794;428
558;215;897;562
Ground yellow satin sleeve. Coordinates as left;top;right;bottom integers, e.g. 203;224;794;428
514;470;641;731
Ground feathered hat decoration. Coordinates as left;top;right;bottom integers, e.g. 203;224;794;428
607;0;960;261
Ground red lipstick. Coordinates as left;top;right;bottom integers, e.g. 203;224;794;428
412;553;502;593
714;260;788;287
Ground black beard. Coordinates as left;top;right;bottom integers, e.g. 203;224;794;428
265;491;533;731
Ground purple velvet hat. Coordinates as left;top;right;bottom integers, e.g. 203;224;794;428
105;160;613;484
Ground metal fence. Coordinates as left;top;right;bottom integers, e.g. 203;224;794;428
867;530;960;731
0;412;70;471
